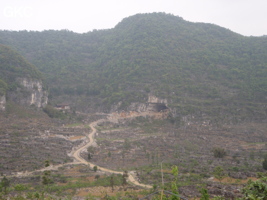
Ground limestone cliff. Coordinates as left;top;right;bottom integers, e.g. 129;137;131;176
7;78;48;108
0;44;47;110
0;95;6;111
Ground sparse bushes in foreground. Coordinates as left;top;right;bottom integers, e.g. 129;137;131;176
212;147;227;158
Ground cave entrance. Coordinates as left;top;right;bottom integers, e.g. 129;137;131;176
151;103;169;112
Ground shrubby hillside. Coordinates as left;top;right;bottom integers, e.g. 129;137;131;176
0;13;266;123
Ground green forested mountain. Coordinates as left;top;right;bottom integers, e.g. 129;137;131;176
0;13;266;122
0;44;42;95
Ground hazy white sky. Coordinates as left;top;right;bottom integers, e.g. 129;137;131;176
1;0;267;36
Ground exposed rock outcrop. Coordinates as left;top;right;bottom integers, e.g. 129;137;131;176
0;95;6;111
111;95;169;113
7;78;48;108
148;95;168;104
147;95;168;112
127;102;148;112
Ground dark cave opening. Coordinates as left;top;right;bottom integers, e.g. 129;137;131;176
152;103;169;112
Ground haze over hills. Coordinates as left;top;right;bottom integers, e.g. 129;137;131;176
0;12;266;123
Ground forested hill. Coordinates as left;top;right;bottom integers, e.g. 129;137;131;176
0;44;42;96
0;13;266;123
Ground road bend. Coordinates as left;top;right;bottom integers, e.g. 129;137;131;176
72;119;152;189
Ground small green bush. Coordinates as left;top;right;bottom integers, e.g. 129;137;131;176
241;177;267;200
212;148;227;158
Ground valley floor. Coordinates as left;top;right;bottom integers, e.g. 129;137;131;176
1;109;267;199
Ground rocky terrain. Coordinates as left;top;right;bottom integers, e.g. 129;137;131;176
0;105;267;199
0;105;89;175
89;114;266;172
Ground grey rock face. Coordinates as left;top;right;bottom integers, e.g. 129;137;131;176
0;95;6;111
7;78;48;108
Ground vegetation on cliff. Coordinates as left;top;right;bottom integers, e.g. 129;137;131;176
0;44;43;94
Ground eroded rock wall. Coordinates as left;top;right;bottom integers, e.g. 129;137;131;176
148;95;168;104
7;78;48;108
0;95;6;111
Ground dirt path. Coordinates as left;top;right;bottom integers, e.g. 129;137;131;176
12;112;155;189
72;117;152;189
10;162;80;177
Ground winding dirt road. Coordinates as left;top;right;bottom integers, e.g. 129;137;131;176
12;113;153;189
72;118;152;189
